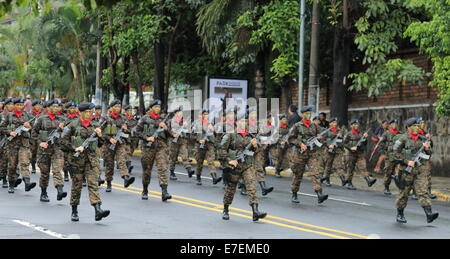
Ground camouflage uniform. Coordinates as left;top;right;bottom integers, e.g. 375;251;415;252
60;118;103;206
288;120;322;192
62;112;79;181
0;111;33;187
321;127;346;182
343;129;373;185
31;113;65;189
269;123;290;173
0;110;13;186
167;116;192;172
101;112;132;182
192;119;217;180
126;114;140;158
380;128;402;188
394;133;432;209
28;109;43;173
135;113;169;187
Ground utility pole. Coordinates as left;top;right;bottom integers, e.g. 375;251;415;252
308;1;320;114
298;0;306;109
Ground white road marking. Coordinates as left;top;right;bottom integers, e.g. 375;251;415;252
12;220;74;239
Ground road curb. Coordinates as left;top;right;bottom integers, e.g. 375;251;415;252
133;149;450;203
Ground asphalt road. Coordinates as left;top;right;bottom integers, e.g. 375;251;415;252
1;157;450;239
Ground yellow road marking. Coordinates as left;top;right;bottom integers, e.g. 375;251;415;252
109;183;367;239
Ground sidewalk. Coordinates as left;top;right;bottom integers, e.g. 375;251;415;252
132;150;450;203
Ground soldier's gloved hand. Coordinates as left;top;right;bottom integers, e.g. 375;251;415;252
75;146;85;153
147;137;155;142
351;146;357;151
407;161;415;168
10;132;18;137
229;160;238;167
110;138;117;145
95;128;102;137
40;142;48;149
300;143;308;151
24;122;31;129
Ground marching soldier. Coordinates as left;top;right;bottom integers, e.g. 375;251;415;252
31;99;68;202
270;114;290;178
124;105;139;175
167;106;194;180
0;98;15;188
220;114;267;221
62;102;79;183
0;98;37;194
29;100;43;175
60;102;110;222
342;120;377;190
288;107;329;204
319;118;347;187
249;108;273;196
379;119;402;195
394;117;438;224
135;100;172;201
102;100;135;192
416;117;437;199
192;109;221;185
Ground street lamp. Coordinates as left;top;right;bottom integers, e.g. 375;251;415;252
298;0;305;110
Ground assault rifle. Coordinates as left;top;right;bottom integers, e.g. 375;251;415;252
108;127;129;150
351;128;371;152
199;130;215;149
369;136;385;161
172;127;189;143
4;117;37;144
327;136;343;154
299;128;331;154
73;120;106;157
146;116;170;148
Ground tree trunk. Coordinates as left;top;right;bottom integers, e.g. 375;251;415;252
254;51;265;99
166;14;182;100
307;1;320;113
281;77;291;112
123;56;131;105
132;50;146;116
153;40;165;106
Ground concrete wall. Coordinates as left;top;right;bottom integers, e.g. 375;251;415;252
321;104;449;177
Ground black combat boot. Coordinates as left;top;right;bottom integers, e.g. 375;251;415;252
23;177;36;192
211;173;222;185
82;177;87;187
364;176;377;187
315;189;329;204
384;184;392;195
291;192;300;203
123;175;135;188
8;180;15;193
396;208;407;223
142;185;149;200
196;174;202;185
319;173;326;183
1;177;7;188
250;204;267;222
423;206;439;223
259;181;274;196
240;183;247;195
93;203;110;221
71;205;79;222
187;168;195;178
346;181;356;190
428;187;437;199
324;177;331;187
98;176;105;186
40;187;50;202
222;204;230;220
56;186;67;201
339;175;347;186
161;185;172;201
14;177;22;187
106;181;112;192
126;161;134;175
31;163;36;174
275;168;282;178
64;169;69;182
169;169;177;180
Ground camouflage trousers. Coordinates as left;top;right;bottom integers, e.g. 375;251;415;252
141;140;169;187
289;148;321;192
322;149;346;178
129;137;139;158
103;143;131;182
194;143;216;176
69;165;102;206
383;157;399;186
254;148;268;182
345;151;370;181
0;147;7;179
396;164;432;209
223;166;258;205
37;148;64;188
168;138;191;171
269;145;288;170
30;140;38;166
7;146;31;182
